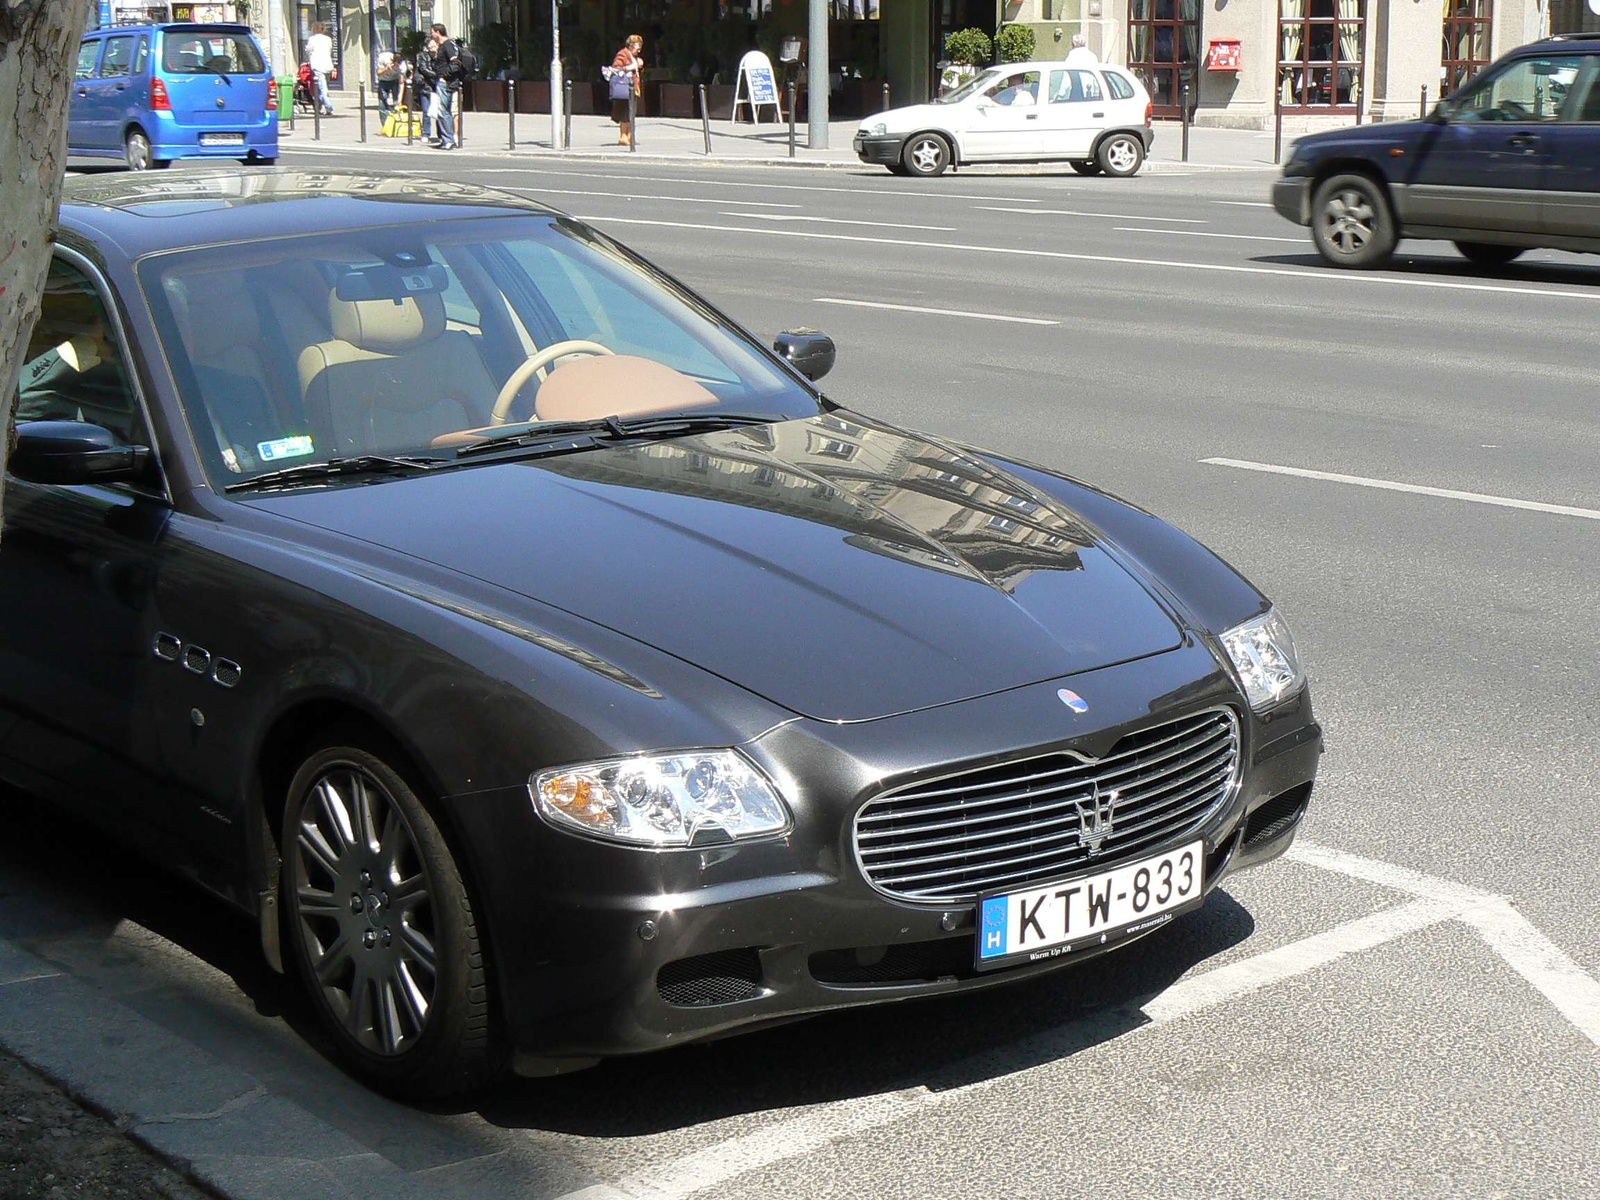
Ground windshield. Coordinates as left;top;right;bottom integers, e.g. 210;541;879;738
137;214;821;488
936;69;1002;104
161;30;264;74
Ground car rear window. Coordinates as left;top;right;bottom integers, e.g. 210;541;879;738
1104;71;1135;101
161;31;263;75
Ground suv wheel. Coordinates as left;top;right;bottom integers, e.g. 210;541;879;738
902;133;951;177
1096;133;1144;177
1454;241;1525;268
1310;173;1396;268
281;741;505;1099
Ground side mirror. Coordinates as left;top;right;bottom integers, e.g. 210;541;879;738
9;421;151;485
773;329;836;382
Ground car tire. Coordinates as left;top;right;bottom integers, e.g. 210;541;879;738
1453;241;1525;267
1069;160;1103;176
1096;133;1144;177
280;740;505;1100
902;132;951;177
1310;173;1396;268
124;129;168;171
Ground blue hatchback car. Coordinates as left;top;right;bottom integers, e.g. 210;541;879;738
69;23;278;171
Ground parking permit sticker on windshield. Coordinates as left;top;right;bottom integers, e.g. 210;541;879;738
258;436;315;462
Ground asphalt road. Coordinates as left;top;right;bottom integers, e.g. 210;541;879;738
18;146;1599;1199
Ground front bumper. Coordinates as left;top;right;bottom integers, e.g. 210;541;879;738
1272;174;1312;226
854;133;906;165
447;640;1322;1068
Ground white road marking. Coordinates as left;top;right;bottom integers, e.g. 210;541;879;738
560;838;1600;1200
1201;457;1600;521
573;216;1600;302
600;895;1463;1200
1114;226;1307;244
974;205;1208;224
724;212;957;231
1464;901;1600;1049
498;187;802;208
496;167;1048;203
1215;200;1275;208
813;298;1059;325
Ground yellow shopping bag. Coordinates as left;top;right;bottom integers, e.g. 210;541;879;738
381;105;423;138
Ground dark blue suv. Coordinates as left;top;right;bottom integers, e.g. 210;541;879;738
69;23;278;171
1273;37;1600;268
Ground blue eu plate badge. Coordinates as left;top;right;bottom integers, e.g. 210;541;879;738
979;896;1008;960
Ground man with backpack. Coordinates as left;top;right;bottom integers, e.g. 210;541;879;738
427;23;461;150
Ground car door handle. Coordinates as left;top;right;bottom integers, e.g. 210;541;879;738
1507;134;1541;153
1093;111;1105;118
76;87;88;96
1025;113;1038;119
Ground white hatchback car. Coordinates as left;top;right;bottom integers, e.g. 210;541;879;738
854;61;1154;178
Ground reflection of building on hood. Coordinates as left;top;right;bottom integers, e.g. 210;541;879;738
539;416;1091;592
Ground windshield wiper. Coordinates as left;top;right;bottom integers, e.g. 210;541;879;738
223;454;448;493
454;412;781;460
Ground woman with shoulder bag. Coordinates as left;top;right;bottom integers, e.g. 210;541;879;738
608;34;643;146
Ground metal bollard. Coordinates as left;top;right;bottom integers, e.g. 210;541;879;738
1180;80;1189;163
882;81;890;113
359;82;367;142
507;78;515;149
1420;84;1428;119
564;81;572;150
628;86;637;151
457;93;464;147
312;97;320;141
787;82;796;157
699;84;711;154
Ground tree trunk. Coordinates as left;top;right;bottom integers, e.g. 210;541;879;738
1;0;95;545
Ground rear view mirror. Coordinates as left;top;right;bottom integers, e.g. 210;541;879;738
9;421;151;485
773;329;836;382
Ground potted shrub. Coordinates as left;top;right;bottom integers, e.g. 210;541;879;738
940;27;991;94
994;24;1035;63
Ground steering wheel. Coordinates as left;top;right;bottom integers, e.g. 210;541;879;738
1496;100;1531;120
490;340;615;425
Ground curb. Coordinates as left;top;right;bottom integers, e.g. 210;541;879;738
279;137;1275;174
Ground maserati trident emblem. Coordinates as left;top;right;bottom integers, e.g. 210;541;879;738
1077;783;1116;856
1056;687;1089;714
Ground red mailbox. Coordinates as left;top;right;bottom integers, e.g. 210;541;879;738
1206;39;1241;71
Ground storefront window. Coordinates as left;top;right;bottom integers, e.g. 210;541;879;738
1442;0;1491;95
1279;0;1363;111
296;0;342;88
1128;0;1199;117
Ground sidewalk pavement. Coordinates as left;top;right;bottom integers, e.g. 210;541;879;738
279;106;1282;172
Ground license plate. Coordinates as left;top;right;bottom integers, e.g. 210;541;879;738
975;840;1204;970
200;133;246;146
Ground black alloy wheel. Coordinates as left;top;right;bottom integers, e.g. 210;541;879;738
281;742;503;1099
1069;160;1103;176
1096;133;1144;177
1454;241;1526;268
1310;173;1397;268
902;132;951;177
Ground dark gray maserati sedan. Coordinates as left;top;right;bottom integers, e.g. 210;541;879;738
2;170;1321;1098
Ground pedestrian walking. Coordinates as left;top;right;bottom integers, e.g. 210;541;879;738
1065;33;1098;66
306;21;336;115
607;34;643;147
427;23;461;150
376;50;400;120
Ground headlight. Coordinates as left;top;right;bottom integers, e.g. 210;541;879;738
1220;608;1305;711
870;122;887;136
532;750;791;847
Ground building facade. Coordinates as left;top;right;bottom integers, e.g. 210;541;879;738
105;0;1583;129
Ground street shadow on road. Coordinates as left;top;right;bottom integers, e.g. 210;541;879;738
1250;251;1600;287
0;789;1255;1142
476;891;1255;1137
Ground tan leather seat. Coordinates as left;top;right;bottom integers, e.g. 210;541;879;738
298;288;495;457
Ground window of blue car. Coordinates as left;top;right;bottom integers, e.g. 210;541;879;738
1453;55;1585;122
160;30;264;75
99;36;137;78
75;40;101;80
137;214;821;487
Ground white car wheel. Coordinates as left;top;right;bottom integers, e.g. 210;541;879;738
902;133;951;178
1097;134;1144;178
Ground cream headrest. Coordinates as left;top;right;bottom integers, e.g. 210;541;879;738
328;290;445;353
